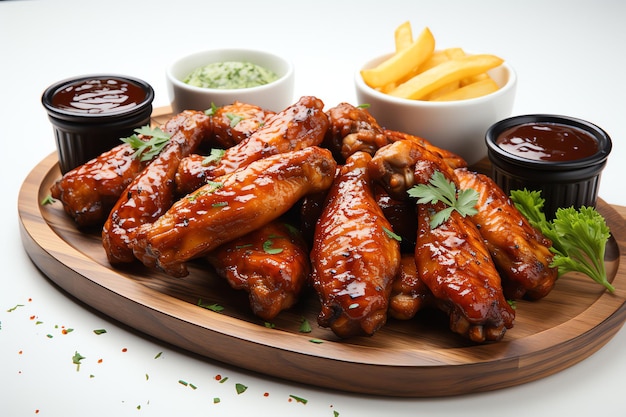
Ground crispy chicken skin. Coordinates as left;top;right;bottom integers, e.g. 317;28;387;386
202;96;329;179
383;129;468;170
133;146;337;278
311;151;401;338
368;138;457;201
369;138;514;342
416;202;515;343
323;102;390;162
174;96;328;196
389;254;435;320
454;168;558;300
206;220;310;320
210;101;275;149
50;142;151;228
102;110;212;264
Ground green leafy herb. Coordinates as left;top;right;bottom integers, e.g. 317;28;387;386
72;351;86;371
205;102;219;116
202;148;226;166
299;317;312;333
121;125;171;162
264;322;275;329
154;351;163;359
197;299;225;312
235;383;248;395
309;338;324;344
289;394;308;404
383;226;402;242
93;329;107;335
7;304;24;312
263;234;285;254
41;195;56;205
510;189;613;292
357;103;370;109
226;113;244;127
407;171;479;228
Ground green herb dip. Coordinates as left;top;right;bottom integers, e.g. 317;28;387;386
184;61;279;89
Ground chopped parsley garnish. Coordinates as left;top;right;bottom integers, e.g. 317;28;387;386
299;317;312;333
226;113;244;127
197;299;225;312
383;226;402;241
93;329;107;335
202;148;226;166
41;195;56;205
407;170;478;228
205;102;219;116
235;383;248;395
262;236;284;255
72;351;86;371
289;394;308;404
121;125;171;162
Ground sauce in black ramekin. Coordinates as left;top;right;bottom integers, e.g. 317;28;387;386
486;114;612;219
42;75;154;174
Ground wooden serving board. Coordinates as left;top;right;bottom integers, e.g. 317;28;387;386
18;112;626;397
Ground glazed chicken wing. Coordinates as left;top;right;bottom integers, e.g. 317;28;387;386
454;168;558;300
133;146;337;278
102;110;212;264
383;129;468;170
323;102;390;162
388;254;434;320
174;96;328;195
210;101;275;149
311;151;401;338
50;142;151;228
416;202;515;342
206;220;310;320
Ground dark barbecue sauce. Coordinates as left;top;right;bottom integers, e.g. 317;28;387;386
51;77;146;114
496;122;599;162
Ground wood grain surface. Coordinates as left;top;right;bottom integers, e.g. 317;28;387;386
17;110;626;397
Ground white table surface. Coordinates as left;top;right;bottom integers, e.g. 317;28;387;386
2;0;625;416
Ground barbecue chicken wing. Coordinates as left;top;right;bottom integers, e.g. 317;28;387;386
454;168;558;300
311;151;401;338
209;101;275;149
50;142;151;228
416;202;515;342
206;220;310;320
389;254;434;320
174;96;328;195
102;110;212;264
133;146;337;277
323;102;390;162
49;110;201;228
383;129;468;170
368;138;456;201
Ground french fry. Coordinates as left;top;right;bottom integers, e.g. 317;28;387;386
433;78;500;101
394;21;413;52
361;26;435;89
387;54;503;100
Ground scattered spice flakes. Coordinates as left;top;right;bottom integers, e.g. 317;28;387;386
154;351;163;359
213;397;221;404
93;329;107;335
178;379;189;387
333;411;340;417
289;394;308;404
61;328;74;335
46;334;53;339
235;383;248;395
121;347;128;353
7;304;24;312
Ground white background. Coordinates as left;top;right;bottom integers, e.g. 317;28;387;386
1;1;625;416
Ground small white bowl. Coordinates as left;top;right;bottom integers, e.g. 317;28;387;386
166;48;295;113
355;53;517;165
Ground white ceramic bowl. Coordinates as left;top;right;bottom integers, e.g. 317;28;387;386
355;53;517;165
166;48;295;113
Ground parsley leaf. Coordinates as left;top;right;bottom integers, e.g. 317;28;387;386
225;113;244;127
407;171;478;228
510;189;613;292
120;125;171;162
202;148;225;166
